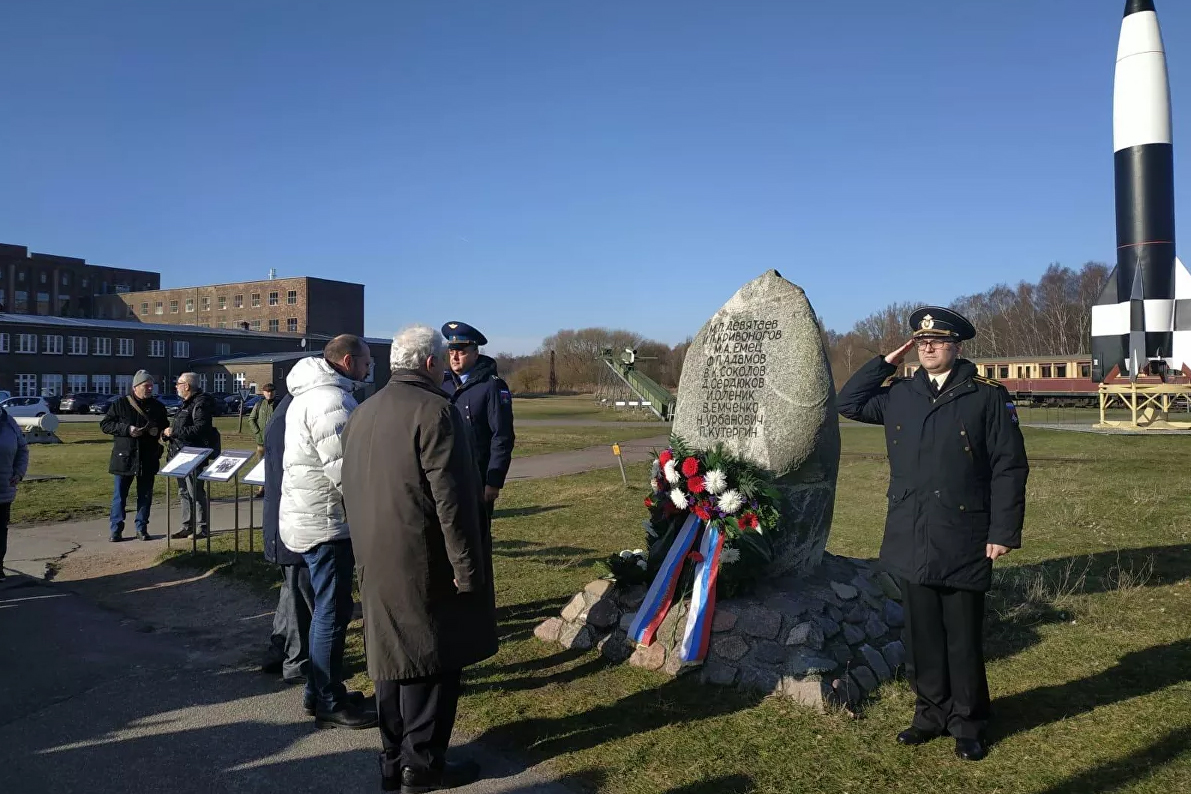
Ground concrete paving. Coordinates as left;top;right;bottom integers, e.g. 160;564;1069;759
0;575;573;794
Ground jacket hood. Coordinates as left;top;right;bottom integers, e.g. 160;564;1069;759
287;355;360;397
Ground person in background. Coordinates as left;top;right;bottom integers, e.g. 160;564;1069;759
343;324;497;792
837;306;1029;762
258;391;316;688
0;402;30;581
439;322;515;513
248;383;281;499
101;370;169;542
280;335;376;729
164;372;222;540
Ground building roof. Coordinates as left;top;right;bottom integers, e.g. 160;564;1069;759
189;351;319;367
110;275;364;294
0;312;303;341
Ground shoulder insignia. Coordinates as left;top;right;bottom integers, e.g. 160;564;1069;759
972;375;1001;388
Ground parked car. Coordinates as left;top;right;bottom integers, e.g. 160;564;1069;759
0;396;54;418
241;395;263;412
59;393;105;414
40;394;62;414
0;390;11;403
90;394;122;415
158;394;184;416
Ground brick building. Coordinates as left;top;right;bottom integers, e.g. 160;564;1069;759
0;313;391;401
187;347;392;398
96;276;364;338
0;243;160;319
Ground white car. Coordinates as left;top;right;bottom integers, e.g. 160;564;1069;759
1;396;53;418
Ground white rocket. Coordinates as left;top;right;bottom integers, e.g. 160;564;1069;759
1091;0;1191;381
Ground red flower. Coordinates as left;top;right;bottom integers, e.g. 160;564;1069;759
644;497;654;508
739;512;759;530
687;475;706;494
681;457;700;477
658;449;673;467
693;502;712;521
687;550;705;563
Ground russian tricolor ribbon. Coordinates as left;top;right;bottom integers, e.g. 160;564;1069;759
627;515;726;664
627;514;702;647
678;522;726;663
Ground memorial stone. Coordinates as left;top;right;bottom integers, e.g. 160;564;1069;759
672;269;840;576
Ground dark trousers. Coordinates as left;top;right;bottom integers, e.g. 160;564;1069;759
266;564;314;680
110;473;155;538
301;539;355;712
901;580;990;740
376;671;463;778
0;502;9;568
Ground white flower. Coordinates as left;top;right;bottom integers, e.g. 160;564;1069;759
663;459;680;484
717;489;744;514
721;547;741;565
632;549;644;556
669;488;689;510
705;469;728;495
636;559;647;570
650;458;661;478
619;549;634;559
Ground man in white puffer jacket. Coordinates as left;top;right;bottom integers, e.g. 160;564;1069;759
280;334;377;730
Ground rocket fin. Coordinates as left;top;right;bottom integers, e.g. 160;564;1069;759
1095;266;1120;304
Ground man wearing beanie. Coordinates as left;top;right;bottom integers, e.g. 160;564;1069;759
101;371;170;541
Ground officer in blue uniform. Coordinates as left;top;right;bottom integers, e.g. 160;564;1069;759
837;306;1028;763
440;322;516;509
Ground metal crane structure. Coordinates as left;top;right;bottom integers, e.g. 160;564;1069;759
595;347;675;421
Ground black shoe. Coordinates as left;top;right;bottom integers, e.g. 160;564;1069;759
314;702;378;730
955;737;988;761
193;530;210;540
400;761;481;794
897;726;941;746
109;535;123;542
305;689;370;717
261;657;284;675
171;528;193;539
138;533;152;541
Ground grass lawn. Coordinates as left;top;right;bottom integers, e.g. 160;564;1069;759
10;418;663;525
163;424;1191;793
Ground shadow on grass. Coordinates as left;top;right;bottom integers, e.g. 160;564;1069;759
476;675;765;763
991;637;1191;743
983;544;1191;663
496;595;570;642
492;540;605;570
663;776;755;794
1032;725;1191;794
492;505;569;520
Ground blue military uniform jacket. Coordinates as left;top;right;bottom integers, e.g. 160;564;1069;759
837;356;1029;592
442;355;515;489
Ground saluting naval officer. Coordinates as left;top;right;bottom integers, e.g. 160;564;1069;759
837;306;1029;762
440;322;516;510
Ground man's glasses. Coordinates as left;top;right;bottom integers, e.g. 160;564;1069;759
915;340;954;350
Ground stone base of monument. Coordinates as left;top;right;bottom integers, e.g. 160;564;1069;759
534;553;906;712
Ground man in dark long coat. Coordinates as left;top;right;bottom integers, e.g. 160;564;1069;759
342;324;498;794
838;306;1028;762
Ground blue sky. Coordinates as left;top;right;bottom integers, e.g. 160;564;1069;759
2;1;1190;355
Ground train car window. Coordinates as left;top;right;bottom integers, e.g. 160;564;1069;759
1055;364;1067;378
1041;365;1052;378
998;366;1009;379
984;366;995;378
1017;367;1025;378
1080;364;1090;378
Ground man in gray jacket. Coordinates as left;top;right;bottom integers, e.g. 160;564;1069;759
0;405;30;580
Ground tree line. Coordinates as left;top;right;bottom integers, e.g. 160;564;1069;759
492;261;1111;392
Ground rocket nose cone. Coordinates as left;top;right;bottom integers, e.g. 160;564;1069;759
1125;0;1156;16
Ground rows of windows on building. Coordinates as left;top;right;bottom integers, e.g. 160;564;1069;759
982;363;1092;379
1;331;240;396
8;368;245;398
135;290;299;322
0;271;134;316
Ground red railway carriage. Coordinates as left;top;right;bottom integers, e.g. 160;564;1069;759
901;355;1189;406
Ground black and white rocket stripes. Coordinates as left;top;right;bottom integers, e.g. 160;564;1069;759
1092;0;1191;380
